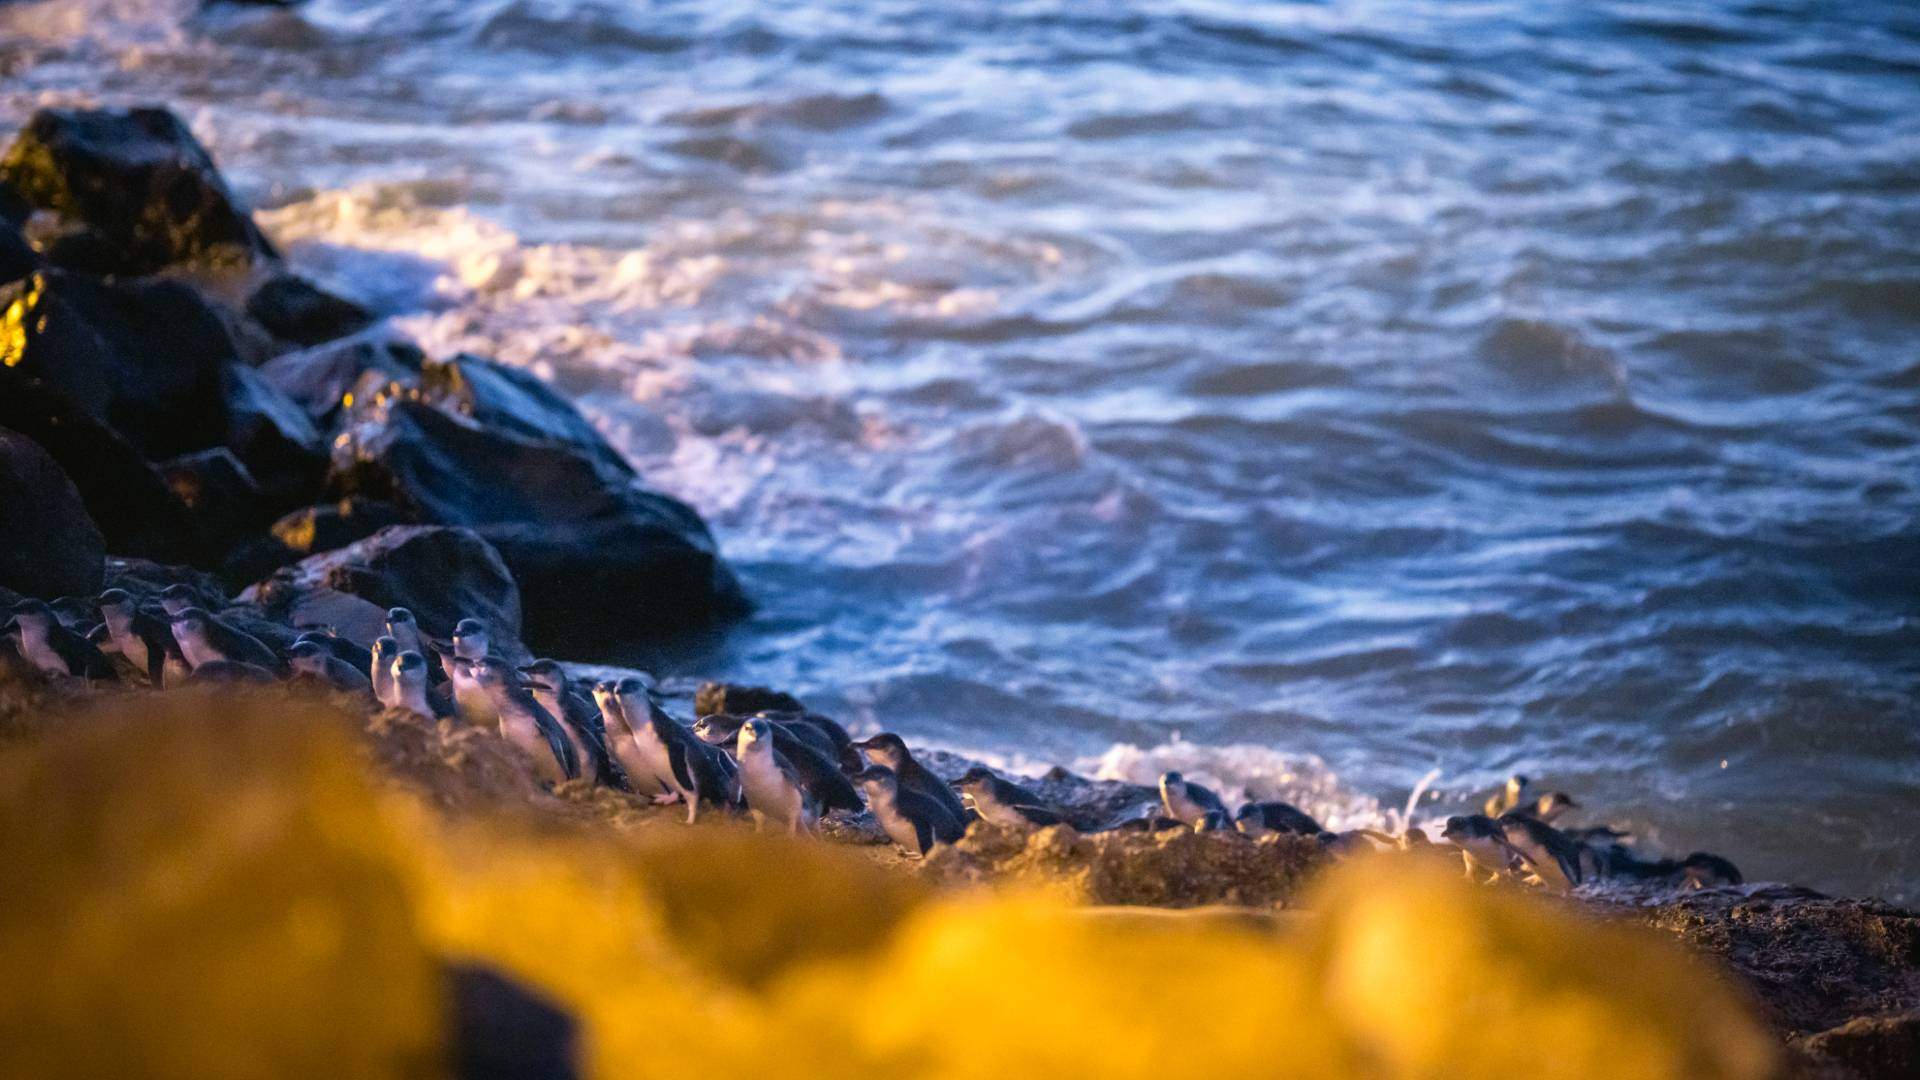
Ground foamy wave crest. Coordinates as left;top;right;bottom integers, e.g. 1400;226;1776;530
1076;739;1434;834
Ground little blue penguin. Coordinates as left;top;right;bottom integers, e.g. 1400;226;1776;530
591;678;670;798
1679;852;1743;890
607;677;739;821
389;651;449;720
95;589;184;686
286;640;375;697
854;765;964;857
158;584;204;618
168;607;286;675
1158;771;1231;829
473;658;578;785
1233;800;1323;839
1443;814;1522;883
292;630;372;682
1483;774;1531;818
521;659;622;789
736;718;819;835
6;599;117;681
953;766;1062;828
438;652;499;728
370;636;401;708
695;713;862;813
1498;812;1585;890
856;733;969;825
384;607;427;660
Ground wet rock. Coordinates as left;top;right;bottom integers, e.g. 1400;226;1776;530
1797;1009;1920;1080
222;361;327;497
246;271;375;347
417;354;632;476
3;269;235;460
0;218;35;282
1596;885;1920;1038
0;106;277;275
332;400;745;656
258;337;423;430
0;427;104;599
272;497;409;558
0;373;199;560
244;524;524;656
160;446;273;553
693;681;808;718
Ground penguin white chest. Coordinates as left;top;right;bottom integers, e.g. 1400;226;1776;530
740;752;802;821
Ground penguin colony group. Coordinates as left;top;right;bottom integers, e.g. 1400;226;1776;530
3;594;1744;881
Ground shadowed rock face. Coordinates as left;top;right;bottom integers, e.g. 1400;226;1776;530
246;272;374;347
245;524;526;657
332;399;746;656
0;107;277;275
0;427;104;599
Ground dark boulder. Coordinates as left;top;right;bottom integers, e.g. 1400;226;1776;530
417;354;633;476
1;218;36;283
3;269;235;461
331;400;746;657
246;272;374;347
270;497;408;559
0;427;105;599
101;557;228;610
243;525;525;656
0;106;276;275
694;682;808;719
257;337;423;431
222;362;326;498
0;373;199;561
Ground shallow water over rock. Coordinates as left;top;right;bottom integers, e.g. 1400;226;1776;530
4;0;1918;901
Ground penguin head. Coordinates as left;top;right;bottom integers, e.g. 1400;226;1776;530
1532;792;1577;820
392;650;429;685
954;766;996;794
471;657;515;690
9;598;55;629
855;732;908;769
694;714;743;745
737;717;774;753
1679;852;1741;888
518;659;564;692
96;588;135;617
159;584;199;614
451;618;490;659
285;640;328;672
852;765;899;793
168;607;213;637
372;636;399;662
1158;770;1185;793
1233;805;1271;838
1442;814;1501;843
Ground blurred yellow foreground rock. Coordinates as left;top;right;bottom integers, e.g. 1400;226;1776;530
0;696;1779;1080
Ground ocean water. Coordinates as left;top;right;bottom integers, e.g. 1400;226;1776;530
4;0;1918;900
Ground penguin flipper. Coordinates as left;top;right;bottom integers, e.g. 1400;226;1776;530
534;707;579;780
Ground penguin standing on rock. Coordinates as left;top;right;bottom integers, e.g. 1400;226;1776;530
1483;774;1530;818
4;600;117;681
95;589;184;687
592;679;669;798
1498;812;1585;890
520;659;621;789
389;651;449;720
473;658;578;785
953;766;1062;828
855;765;965;857
736;718;819;835
1443;814;1523;883
286;640;375;697
607;677;738;823
292;630;372;681
370;636;401;708
385;608;427;661
1158;771;1231;829
856;733;969;825
168;607;286;675
438;653;499;727
695;713;862;814
1233;800;1323;839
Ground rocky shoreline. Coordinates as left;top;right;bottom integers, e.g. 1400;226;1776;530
2;106;1917;1077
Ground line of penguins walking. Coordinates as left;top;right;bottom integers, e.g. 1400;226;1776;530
4;592;1745;880
4;591;1001;856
